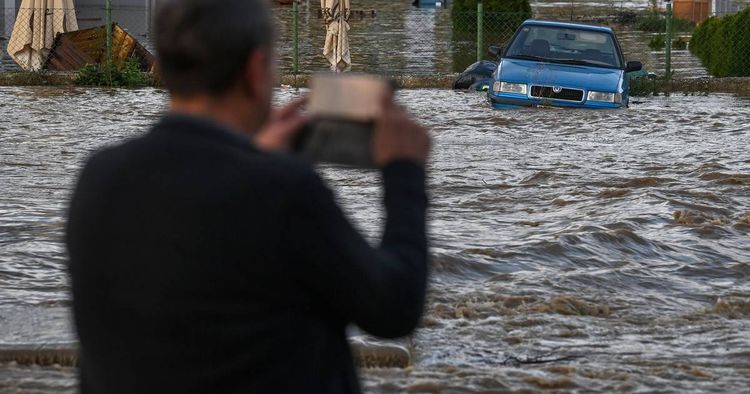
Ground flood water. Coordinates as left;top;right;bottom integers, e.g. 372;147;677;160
1;86;750;392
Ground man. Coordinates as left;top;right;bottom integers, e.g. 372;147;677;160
65;0;430;392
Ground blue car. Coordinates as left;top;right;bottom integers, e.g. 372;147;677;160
487;20;642;109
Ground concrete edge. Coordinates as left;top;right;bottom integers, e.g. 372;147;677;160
633;77;750;96
1;72;750;95
0;341;412;369
0;345;78;367
278;74;460;89
0;72;81;87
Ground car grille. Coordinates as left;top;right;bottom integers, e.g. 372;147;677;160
530;85;584;102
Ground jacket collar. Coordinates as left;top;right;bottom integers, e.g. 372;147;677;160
153;113;259;152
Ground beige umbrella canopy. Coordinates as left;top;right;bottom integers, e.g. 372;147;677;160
7;0;78;71
321;0;351;72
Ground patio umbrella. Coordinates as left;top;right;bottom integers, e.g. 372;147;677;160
321;0;351;72
7;0;78;71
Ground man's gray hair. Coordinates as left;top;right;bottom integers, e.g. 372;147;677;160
155;0;274;95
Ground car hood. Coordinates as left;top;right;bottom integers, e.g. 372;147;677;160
498;58;624;92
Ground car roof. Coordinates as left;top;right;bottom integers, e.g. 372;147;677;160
521;19;615;33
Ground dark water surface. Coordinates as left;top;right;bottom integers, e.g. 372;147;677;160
1;86;749;392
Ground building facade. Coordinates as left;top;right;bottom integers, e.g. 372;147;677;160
713;0;748;16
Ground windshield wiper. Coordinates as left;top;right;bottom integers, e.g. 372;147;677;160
551;58;611;67
507;54;549;62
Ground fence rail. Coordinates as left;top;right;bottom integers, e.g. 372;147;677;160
1;4;749;79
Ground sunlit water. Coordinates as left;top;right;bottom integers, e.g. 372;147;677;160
0;86;749;392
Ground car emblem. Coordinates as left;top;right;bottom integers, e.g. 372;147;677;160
552;86;562;93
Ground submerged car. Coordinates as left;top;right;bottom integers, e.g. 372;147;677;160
488;20;642;109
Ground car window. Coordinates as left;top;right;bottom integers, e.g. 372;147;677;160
506;25;622;68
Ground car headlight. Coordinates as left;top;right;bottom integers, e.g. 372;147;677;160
587;91;623;103
496;82;527;95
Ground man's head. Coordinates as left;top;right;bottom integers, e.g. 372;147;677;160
155;0;275;132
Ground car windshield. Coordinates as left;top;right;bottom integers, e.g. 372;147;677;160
505;24;622;68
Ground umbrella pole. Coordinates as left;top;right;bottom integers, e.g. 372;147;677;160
333;34;341;72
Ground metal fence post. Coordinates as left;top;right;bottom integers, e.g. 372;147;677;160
105;0;113;84
477;1;484;63
665;0;673;80
145;0;152;38
293;1;299;75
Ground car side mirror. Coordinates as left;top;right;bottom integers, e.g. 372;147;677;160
626;61;642;73
488;45;503;58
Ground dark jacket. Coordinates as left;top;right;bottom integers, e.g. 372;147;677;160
66;115;429;393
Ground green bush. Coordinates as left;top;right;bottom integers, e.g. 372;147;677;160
732;8;750;76
673;37;688;50
451;0;531;35
452;0;531;13
648;34;665;50
634;14;695;32
450;0;532;71
630;76;661;96
690;16;717;63
75;57;152;88
690;8;750;77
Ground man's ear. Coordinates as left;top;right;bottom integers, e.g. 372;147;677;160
242;49;270;99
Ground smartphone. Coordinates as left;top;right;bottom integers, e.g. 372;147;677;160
293;73;394;168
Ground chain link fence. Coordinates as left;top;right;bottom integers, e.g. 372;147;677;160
1;4;748;78
690;6;750;77
1;8;77;72
273;8;529;76
1;6;153;73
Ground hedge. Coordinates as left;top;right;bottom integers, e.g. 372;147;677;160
633;14;695;32
450;0;533;73
690;7;750;77
452;0;532;14
451;0;532;40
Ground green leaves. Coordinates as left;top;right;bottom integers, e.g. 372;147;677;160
690;8;750;77
74;58;152;88
452;0;532;14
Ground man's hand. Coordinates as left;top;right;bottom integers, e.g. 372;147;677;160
373;98;431;168
255;98;308;152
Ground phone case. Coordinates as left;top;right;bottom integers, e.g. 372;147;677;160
294;118;374;168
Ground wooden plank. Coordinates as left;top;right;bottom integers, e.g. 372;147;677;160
43;23;155;71
59;42;95;68
46;38;96;70
133;42;156;72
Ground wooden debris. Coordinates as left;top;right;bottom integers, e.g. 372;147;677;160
43;24;155;72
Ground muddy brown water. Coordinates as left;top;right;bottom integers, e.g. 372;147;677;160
1;86;749;392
